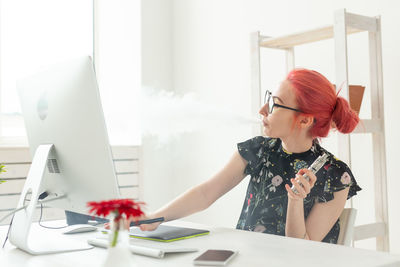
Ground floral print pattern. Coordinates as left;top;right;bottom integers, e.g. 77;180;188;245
271;175;283;187
236;136;361;244
341;172;351;185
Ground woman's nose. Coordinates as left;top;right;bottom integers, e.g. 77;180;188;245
259;103;269;117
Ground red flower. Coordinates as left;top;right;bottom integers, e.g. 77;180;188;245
87;199;145;221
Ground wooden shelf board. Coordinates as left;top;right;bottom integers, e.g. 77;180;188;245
259;25;363;49
353;119;382;134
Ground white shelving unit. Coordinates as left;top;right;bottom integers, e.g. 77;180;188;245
250;9;389;251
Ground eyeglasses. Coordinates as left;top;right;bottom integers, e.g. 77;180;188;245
264;90;302;114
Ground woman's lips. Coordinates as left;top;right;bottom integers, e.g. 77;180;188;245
262;120;268;127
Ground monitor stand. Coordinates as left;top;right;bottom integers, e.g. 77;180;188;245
8;144;93;255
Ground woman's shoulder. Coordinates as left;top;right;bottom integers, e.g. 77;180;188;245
311;144;361;202
240;136;280;149
315;144;349;169
317;144;359;182
237;137;280;174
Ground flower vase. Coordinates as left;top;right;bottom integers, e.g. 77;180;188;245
102;219;135;267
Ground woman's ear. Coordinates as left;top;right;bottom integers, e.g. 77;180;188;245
299;114;314;129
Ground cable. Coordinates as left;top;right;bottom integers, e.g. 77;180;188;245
37;193;69;229
38;203;68;229
2;216;13;249
0;193;67;224
38;191;49;200
1;192;67;247
0;206;27;224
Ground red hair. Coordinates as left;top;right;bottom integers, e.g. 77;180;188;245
286;69;359;138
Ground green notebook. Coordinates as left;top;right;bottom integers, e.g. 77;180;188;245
128;225;210;242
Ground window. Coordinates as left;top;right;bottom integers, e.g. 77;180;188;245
0;0;141;146
0;0;93;145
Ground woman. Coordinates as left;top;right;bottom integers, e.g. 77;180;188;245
137;69;361;244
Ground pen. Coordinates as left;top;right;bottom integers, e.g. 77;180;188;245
130;217;165;227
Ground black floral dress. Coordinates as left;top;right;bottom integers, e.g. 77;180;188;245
236;136;361;244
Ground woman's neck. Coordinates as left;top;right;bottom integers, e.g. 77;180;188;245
281;135;313;154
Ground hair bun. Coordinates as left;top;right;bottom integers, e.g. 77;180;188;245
332;97;359;133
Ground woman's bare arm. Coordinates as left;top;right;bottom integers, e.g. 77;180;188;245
140;151;247;230
304;188;349;241
285;169;349;241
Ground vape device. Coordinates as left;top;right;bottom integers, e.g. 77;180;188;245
291;153;329;194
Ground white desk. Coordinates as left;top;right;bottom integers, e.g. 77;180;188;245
1;220;399;267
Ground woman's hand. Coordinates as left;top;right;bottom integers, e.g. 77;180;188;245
129;214;163;231
103;214;162;231
102;214;146;230
137;216;163;231
285;168;317;200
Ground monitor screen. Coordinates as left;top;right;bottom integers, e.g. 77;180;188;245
16;56;120;214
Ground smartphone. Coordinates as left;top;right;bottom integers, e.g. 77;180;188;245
193;249;238;266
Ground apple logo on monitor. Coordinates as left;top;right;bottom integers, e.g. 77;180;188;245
37;91;48;120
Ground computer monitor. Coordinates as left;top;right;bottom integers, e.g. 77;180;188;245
9;56;121;255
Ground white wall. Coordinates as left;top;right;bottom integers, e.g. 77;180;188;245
141;0;400;253
140;0;176;211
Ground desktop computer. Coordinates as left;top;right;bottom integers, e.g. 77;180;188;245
9;56;121;254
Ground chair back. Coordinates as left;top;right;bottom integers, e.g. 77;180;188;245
337;208;357;246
